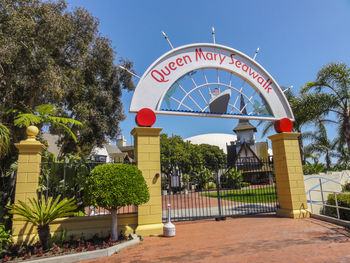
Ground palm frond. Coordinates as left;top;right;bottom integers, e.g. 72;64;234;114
46;116;82;126
0;122;11;158
51;122;78;142
35;104;57;116
14;113;42;128
7;195;77;226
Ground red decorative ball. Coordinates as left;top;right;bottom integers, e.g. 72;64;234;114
136;108;156;127
274;118;293;133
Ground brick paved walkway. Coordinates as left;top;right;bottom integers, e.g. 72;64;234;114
81;214;350;263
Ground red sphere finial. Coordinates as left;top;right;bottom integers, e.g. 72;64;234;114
274;118;293;133
136;108;156;127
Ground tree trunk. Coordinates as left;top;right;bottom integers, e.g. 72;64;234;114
297;133;306;165
37;224;51;250
110;209;119;241
326;151;331;169
345;115;350;155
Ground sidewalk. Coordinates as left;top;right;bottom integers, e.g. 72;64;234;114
81;214;350;263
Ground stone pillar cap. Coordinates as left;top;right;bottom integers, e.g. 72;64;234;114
26;126;39;141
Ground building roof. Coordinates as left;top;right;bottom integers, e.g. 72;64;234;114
233;122;257;132
105;144;122;154
184;133;237;154
233;95;257;133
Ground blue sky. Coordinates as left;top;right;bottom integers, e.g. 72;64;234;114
66;0;350;146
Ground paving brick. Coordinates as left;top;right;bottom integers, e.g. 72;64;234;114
82;216;350;263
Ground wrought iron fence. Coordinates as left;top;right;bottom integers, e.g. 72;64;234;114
39;161;137;217
161;158;278;222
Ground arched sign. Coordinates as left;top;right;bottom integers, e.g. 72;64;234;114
130;43;294;121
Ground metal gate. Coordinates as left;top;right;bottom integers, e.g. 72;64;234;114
161;158;278;222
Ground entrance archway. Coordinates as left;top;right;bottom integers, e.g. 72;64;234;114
130;43;308;236
130;43;293;121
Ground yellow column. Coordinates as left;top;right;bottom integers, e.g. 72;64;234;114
131;127;163;236
268;133;309;219
12;126;43;243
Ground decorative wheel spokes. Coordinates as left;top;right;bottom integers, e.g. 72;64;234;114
160;68;273;117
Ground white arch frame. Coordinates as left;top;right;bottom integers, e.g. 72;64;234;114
129;43;294;121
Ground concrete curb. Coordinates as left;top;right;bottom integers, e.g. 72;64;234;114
24;234;140;263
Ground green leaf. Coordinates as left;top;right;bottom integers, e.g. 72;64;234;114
35;104;57;116
14;114;42;128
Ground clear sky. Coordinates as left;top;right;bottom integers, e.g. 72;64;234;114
66;0;350;146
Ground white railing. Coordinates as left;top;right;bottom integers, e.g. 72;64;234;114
309;188;350;220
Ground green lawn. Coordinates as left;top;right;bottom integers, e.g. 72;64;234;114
202;186;277;203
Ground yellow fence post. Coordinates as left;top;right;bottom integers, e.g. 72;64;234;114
131;127;163;236
269;133;309;218
12;126;43;243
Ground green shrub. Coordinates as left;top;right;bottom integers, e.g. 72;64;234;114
73;211;86;217
241;182;251;188
0;223;12;256
342;182;350;192
324;193;350;220
223;168;243;189
7;195;77;249
83;164;149;241
204;182;216;190
303;161;326;175
182;174;190;190
161;175;168;190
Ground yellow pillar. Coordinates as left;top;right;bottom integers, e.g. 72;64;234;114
268;133;309;219
12;126;43;243
131;127;163;236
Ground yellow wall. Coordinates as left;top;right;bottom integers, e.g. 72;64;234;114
12;214;137;244
11;127;138;244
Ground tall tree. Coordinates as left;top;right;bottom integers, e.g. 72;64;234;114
332;147;350;168
0;0;134;160
160;133;226;178
303;122;337;169
259;88;331;163
198;143;226;171
302;62;350;153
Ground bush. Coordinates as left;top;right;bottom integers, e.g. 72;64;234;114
223;168;242;189
83;164;149;241
241;182;251;188
204;182;216;190
342;182;350;192
0;223;12;256
324;193;350;220
84;164;149;208
7;195;77;250
182;174;190;190
303;161;326;175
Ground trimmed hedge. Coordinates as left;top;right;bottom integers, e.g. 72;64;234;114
83;163;150;209
324;193;350;220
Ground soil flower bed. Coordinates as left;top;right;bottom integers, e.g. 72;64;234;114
1;233;130;262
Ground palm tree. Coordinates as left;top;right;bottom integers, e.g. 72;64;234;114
13;104;82;142
259;88;330;163
332;147;350;168
302;62;350;152
0;122;10;159
303;122;337;169
7;195;77;249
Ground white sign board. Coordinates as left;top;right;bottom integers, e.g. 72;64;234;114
130;43;294;121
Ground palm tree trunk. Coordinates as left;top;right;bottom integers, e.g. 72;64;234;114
325;151;331;169
345;116;350;155
37;224;51;250
298;133;306;165
110;209;119;241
